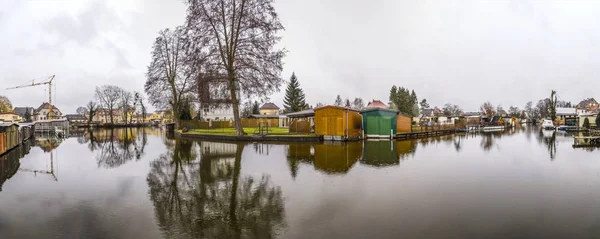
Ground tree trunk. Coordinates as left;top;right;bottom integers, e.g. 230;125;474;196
229;143;243;238
229;81;245;135
109;108;114;125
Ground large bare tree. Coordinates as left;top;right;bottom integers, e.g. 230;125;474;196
95;85;122;124
120;90;134;124
86;101;98;124
186;0;286;135
145;27;195;128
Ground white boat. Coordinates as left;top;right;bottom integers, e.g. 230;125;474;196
541;119;555;130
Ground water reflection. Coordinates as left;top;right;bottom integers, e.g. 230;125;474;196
361;140;416;167
76;129;148;168
147;138;286;238
0;140;32;191
537;130;557;160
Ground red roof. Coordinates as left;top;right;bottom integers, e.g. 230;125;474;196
366;100;387;109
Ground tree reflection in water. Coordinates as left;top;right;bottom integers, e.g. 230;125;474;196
147;139;286;238
479;132;503;151
77;128;148;168
536;129;557;160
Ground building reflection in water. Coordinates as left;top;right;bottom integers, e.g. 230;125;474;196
147;138;286;238
361;140;416;167
286;140;418;176
0;139;32;191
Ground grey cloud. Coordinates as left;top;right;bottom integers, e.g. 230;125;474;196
44;0;121;47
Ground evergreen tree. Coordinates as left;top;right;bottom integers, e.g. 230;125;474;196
410;90;418;117
252;101;260;114
420;99;429;109
584;118;590;129
389;85;418;116
179;99;192;120
282;73;307;113
334;95;343;106
345;98;351;107
24;110;32;122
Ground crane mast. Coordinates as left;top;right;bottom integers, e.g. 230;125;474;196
6;75;55;120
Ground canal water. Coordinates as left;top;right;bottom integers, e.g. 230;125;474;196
0;127;599;239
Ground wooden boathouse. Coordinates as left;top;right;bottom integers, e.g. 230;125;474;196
360;107;398;138
314;106;362;141
0;123;19;156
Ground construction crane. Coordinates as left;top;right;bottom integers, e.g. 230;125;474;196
6;75;55;120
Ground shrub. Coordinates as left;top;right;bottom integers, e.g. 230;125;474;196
583;118;590;129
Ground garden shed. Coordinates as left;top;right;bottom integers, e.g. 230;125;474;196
314;106;362;141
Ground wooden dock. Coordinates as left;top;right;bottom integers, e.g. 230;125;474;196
396;128;458;140
573;136;600;148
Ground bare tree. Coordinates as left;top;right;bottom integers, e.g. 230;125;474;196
524;101;533;118
145;27;195;128
86;101;98;124
0;95;12;113
120;90;134;124
352;98;364;110
508;106;520;117
95;85;122;124
186;0;286;135
76;107;87;116
480;101;495;119
134;92;147;123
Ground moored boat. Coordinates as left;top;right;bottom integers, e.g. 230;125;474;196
541;119;555;130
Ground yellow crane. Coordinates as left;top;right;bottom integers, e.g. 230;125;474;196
6;75;55;120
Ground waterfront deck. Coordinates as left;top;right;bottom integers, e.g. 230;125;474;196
396;128;458;140
573;136;600;148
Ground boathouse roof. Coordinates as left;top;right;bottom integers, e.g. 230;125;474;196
556;107;577;116
365;100;387;109
286;109;314;118
260;102;280;110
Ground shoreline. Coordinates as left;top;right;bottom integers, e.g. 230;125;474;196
176;131;323;142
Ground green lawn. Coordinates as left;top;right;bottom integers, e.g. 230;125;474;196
184;127;310;136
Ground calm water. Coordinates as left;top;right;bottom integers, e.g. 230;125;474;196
1;127;600;239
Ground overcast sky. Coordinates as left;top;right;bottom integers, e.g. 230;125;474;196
2;0;600;113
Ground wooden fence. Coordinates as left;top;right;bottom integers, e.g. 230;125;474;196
411;125;456;132
289;120;311;133
180;119;280;130
241;119;280;128
0;132;5;155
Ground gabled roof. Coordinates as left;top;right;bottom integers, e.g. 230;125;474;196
360;107;399;114
556;107;577;115
65;114;87;120
13;107;34;117
365;100;387;109
260;102;280;110
286;109;314;118
314;105;359;112
462;112;481;117
248;114;281;119
576;98;598;109
0;112;19;115
36;102;60;112
421;109;434;116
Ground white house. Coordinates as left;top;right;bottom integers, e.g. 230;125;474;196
201;104;235;121
34;102;62;121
